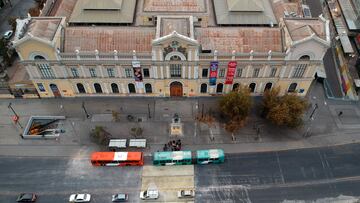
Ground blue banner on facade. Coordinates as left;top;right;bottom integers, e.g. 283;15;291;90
209;61;218;86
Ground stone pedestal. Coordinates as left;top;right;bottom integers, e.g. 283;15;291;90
170;114;183;136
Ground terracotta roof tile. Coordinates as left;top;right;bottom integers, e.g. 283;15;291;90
52;0;77;20
195;27;282;53
143;0;206;12
284;18;326;41
64;27;155;53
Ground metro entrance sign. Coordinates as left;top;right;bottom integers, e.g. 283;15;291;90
225;61;237;84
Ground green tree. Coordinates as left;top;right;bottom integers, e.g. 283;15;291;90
7;16;17;32
90;126;111;146
112;110;120;122
130;127;143;138
261;87;281;117
0;38;11;67
263;91;308;128
219;85;252;121
219;85;252;139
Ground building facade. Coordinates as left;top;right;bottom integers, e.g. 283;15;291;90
13;0;330;98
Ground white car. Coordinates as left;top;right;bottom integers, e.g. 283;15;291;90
3;30;13;40
69;194;91;202
177;190;195;198
139;190;158;200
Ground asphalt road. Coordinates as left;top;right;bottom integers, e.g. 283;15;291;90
0;156;142;203
195;143;360;202
0;0;35;34
323;48;343;98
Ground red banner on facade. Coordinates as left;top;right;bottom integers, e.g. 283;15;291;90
225;61;237;84
209;61;218;86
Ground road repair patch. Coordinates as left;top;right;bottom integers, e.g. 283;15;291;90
141;165;195;202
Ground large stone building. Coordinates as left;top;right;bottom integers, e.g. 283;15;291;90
13;0;330;98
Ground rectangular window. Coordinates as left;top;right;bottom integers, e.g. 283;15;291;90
236;68;243;77
270;67;277;77
253;68;260;77
202;68;209;78
125;68;133;78
292;65;307;78
143;68;150;78
218;68;226;78
70;68;79;78
170;64;182;77
37;83;46;92
107;68;115;77
37;64;55;79
89;68;97;77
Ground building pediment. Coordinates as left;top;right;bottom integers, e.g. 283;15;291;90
13;34;54;48
291;34;330;48
152;31;199;47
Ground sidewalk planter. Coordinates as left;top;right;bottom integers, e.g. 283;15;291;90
22;116;66;139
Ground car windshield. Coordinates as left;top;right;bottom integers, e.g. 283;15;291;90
22;194;32;199
182;190;191;196
116;194;125;199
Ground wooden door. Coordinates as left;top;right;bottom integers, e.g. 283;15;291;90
170;82;183;97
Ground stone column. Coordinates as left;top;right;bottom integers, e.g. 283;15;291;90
166;65;170;78
99;65;104;78
160;66;164;79
120;83;126;93
117;66;122;78
86;82;92;94
182;65;186;79
80;66;86;78
61;66;68;78
103;82;109;94
26;65;34;79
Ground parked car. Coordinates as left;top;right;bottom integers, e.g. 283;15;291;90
177;189;195;198
112;193;128;202
139;189;158;200
69;194;91;202
3;30;13;40
16;193;37;202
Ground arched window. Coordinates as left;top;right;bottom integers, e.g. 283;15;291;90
200;83;207;93
94;83;102;93
145;83;152;93
216;83;223;93
34;55;45;60
232;83;239;91
264;83;272;92
169;55;182;78
77;83;86;93
299;55;310;60
249;83;256;93
288;83;297;93
111;83;119;93
128;83;136;93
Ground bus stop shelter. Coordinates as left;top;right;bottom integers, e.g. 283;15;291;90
129;139;146;148
108;139;127;150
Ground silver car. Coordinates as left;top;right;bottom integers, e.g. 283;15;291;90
3;30;13;40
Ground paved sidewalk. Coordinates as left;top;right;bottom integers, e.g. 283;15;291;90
0;82;360;158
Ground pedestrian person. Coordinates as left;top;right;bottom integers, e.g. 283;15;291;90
338;111;343;117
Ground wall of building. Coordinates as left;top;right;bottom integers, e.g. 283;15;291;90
16;40;57;60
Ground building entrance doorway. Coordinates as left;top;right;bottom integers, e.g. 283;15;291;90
170;81;183;97
49;84;61;97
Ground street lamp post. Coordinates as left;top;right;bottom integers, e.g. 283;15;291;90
303;103;318;138
148;103;151;119
8;102;23;129
309;103;318;120
82;101;90;119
